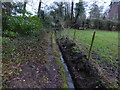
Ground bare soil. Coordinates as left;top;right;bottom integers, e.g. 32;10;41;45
57;38;108;88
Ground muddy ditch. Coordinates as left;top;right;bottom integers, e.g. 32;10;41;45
57;38;108;88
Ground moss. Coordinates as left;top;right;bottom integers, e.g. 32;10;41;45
54;57;69;88
54;52;60;57
52;33;69;88
71;46;79;53
108;84;118;88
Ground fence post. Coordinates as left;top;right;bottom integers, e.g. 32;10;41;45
67;29;69;39
73;29;77;41
88;31;96;60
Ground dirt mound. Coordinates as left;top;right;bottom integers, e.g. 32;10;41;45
57;38;106;88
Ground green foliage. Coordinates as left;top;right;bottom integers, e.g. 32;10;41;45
106;20;114;31
86;19;90;28
3;30;19;37
89;3;101;19
75;1;85;22
69;18;118;31
92;19;100;29
84;19;118;31
75;1;85;16
71;46;79;53
53;2;65;18
52;33;68;88
41;16;51;29
2;15;9;31
98;20;106;30
3;15;43;35
2;37;10;44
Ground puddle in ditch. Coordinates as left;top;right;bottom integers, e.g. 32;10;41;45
57;38;107;88
56;42;74;88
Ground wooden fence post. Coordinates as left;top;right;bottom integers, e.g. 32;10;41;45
88;31;96;60
73;29;77;41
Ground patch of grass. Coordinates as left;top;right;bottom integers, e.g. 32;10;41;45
71;46;79;53
55;57;69;88
52;33;69;88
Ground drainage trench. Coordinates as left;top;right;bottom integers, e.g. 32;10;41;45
56;40;75;88
56;38;107;88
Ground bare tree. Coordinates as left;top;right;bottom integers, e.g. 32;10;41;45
89;2;101;19
3;2;12;16
75;0;85;23
65;2;70;19
38;0;42;17
23;0;27;17
71;0;74;21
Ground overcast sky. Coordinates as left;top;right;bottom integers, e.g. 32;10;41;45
25;0;112;16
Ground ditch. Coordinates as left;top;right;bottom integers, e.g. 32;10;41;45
57;38;108;88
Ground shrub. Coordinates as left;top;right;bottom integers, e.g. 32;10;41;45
2;37;10;44
106;20;114;31
2;15;9;31
84;19;118;31
3;15;43;35
101;20;107;30
98;20;104;30
29;16;43;31
3;30;19;37
86;19;90;28
56;17;119;31
93;19;100;29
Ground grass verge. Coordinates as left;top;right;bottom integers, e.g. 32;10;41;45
51;33;69;88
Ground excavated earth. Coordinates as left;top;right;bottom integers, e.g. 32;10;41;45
57;38;107;88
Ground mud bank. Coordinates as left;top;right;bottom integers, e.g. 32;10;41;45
57;38;107;88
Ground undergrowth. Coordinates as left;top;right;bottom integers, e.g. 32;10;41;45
2;31;45;86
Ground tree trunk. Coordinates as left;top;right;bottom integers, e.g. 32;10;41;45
23;0;27;17
0;1;2;33
66;4;69;15
71;1;74;21
0;1;2;15
65;7;67;16
118;2;120;21
66;3;70;19
75;12;79;23
6;2;11;16
59;7;63;17
38;0;42;17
